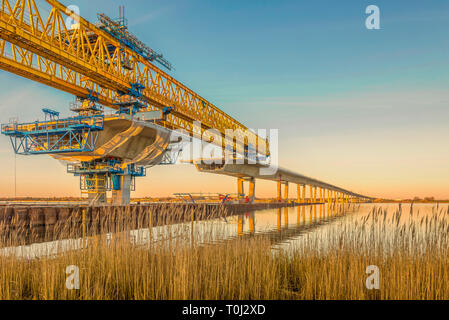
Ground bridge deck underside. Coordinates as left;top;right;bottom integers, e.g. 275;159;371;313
194;163;372;199
52;115;171;166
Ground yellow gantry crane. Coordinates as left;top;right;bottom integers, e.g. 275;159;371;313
0;0;268;154
0;0;272;204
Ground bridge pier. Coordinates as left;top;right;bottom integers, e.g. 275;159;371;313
194;163;373;206
277;181;289;203
111;175;132;205
237;177;256;204
297;184;306;204
237;178;245;203
248;178;256;204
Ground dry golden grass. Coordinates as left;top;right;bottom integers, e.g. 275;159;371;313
0;205;448;300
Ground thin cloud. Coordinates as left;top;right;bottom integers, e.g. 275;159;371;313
128;6;175;27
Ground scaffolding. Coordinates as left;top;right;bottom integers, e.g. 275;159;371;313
1;112;104;155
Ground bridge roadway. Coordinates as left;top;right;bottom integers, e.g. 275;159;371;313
194;162;373;204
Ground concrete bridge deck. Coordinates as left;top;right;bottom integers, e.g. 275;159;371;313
194;162;373;203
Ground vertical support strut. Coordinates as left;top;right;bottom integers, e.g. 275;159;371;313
237;178;245;203
277;181;282;202
248;178;256;204
302;185;306;204
111;175;132;205
309;186;313;204
284;182;289;203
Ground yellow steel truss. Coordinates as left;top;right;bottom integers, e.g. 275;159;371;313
0;0;269;156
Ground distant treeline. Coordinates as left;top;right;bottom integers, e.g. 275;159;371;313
374;199;449;204
0;197;84;201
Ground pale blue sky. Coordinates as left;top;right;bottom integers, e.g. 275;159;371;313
0;0;448;199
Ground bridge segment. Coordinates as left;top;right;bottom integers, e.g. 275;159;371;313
194;162;373;204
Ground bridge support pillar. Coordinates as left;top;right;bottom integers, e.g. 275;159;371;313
277;181;282;202
277;181;289;203
297;184;305;204
302;185;306;204
237;178;245;203
237;177;256;204
248;178;256;204
112;175;132;206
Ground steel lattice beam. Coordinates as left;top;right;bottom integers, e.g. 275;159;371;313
0;0;269;156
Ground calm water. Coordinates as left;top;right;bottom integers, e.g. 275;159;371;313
1;203;446;259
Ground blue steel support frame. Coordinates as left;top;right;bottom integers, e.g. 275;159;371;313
1;115;104;155
68;159;146;193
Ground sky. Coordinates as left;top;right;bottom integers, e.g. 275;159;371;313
0;0;448;200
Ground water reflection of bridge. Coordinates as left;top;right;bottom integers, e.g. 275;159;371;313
234;204;355;246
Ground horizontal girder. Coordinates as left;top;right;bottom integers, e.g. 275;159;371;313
194;162;373;200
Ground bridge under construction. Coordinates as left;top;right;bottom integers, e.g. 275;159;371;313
0;0;372;205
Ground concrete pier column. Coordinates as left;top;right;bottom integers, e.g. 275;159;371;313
297;184;301;203
112;175;132;205
248;178;256;204
277;181;288;203
277;181;282;202
302;185;306;204
237;178;245;203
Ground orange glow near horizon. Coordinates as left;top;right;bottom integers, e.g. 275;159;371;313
1;87;448;201
1;157;448;200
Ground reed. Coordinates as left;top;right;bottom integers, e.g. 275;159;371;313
0;204;448;300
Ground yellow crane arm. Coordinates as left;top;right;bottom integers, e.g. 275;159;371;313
0;0;269;156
